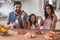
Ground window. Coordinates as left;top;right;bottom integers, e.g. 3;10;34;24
43;0;60;11
52;0;57;10
59;2;60;10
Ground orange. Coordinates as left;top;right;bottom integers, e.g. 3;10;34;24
0;26;2;29
4;25;10;29
1;28;7;32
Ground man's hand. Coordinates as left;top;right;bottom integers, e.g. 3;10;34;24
21;10;26;19
13;22;18;26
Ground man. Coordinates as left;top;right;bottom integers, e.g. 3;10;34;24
6;1;28;29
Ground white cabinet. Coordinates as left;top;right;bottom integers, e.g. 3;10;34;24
0;0;5;3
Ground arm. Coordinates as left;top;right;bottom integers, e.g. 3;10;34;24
21;11;28;29
36;23;40;29
39;17;44;26
27;17;31;29
51;14;57;30
38;17;44;29
6;12;16;27
6;13;11;25
21;18;28;29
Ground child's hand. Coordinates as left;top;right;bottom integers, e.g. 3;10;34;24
27;17;30;24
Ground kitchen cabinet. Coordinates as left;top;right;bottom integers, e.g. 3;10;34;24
0;0;5;3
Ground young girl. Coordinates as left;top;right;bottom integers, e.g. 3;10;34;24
39;4;57;30
27;14;39;29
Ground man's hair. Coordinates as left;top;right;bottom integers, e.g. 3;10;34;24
14;1;22;6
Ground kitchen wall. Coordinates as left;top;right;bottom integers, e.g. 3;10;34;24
0;0;60;29
0;0;43;16
0;3;13;16
0;0;60;19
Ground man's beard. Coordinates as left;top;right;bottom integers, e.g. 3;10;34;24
15;10;21;13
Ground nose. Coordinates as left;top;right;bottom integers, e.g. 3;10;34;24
17;7;20;10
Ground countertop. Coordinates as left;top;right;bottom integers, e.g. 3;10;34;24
0;29;60;40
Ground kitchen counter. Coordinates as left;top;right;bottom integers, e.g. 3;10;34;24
0;29;60;40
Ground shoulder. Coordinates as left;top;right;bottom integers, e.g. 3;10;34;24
9;11;15;15
7;11;15;18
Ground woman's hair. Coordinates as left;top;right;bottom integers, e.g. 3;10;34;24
29;14;37;27
44;4;55;20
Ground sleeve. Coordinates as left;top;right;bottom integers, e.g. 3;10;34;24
24;13;28;22
6;13;11;24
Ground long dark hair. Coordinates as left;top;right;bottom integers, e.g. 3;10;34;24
44;4;55;20
29;14;37;27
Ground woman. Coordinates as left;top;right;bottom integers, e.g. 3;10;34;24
27;14;39;29
40;4;57;30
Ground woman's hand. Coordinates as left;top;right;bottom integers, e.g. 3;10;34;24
52;13;56;17
52;13;57;30
52;13;57;23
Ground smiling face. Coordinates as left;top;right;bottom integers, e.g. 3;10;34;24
13;4;22;13
46;6;51;15
31;15;36;23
